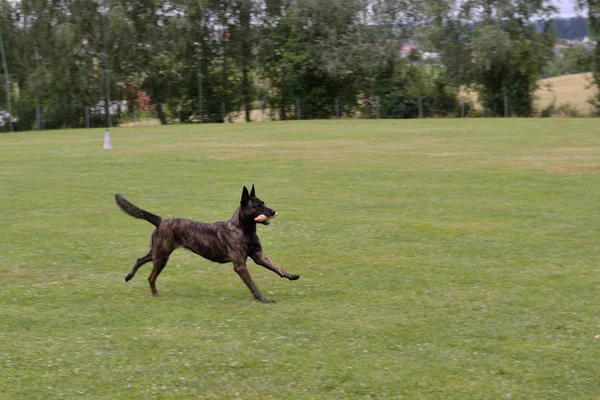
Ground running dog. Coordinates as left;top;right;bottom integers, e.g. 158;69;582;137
114;185;299;303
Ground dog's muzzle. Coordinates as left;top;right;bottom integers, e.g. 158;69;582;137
255;212;278;225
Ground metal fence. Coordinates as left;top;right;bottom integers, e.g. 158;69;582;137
1;93;599;132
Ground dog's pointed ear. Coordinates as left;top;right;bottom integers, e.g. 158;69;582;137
241;186;250;205
250;184;256;198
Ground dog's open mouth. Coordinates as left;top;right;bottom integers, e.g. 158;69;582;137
255;212;277;225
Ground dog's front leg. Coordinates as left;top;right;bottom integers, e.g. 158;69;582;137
250;252;300;281
233;261;275;303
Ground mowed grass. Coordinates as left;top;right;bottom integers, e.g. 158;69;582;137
2;119;600;399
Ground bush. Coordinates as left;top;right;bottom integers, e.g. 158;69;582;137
540;103;555;118
556;103;580;118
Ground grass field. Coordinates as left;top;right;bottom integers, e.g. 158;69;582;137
2;119;600;399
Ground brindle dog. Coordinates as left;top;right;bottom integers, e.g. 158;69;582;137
114;185;299;303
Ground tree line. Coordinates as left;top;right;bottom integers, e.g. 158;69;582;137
0;0;598;131
548;17;589;39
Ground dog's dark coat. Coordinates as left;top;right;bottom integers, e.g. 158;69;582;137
115;185;299;303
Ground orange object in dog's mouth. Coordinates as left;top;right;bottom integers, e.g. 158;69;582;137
255;212;278;225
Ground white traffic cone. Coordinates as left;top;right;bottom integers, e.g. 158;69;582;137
103;129;113;149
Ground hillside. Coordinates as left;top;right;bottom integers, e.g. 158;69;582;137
550;17;588;40
461;73;597;117
535;17;588;39
535;73;597;116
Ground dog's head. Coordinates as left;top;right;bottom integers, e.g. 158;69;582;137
241;184;277;225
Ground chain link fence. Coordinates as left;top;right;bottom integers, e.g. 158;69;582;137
1;92;599;132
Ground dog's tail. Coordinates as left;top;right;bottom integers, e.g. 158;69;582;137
115;194;162;227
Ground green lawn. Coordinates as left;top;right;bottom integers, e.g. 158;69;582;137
2;119;600;399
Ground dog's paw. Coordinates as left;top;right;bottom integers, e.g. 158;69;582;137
259;298;276;304
288;274;300;281
125;273;133;282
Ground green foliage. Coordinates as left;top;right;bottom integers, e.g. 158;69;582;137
544;45;594;78
540;102;555;117
575;0;600;106
3;0;596;131
428;0;557;117
0;0;440;128
476;21;555;116
538;101;582;118
374;59;460;118
556;102;581;117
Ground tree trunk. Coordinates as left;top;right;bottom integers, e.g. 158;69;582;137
364;87;372;118
278;81;287;120
222;61;228;123
594;33;600;105
104;99;110;127
279;97;287;120
279;105;286;120
156;103;167;125
243;67;251;122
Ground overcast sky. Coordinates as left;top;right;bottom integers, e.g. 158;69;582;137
554;0;584;17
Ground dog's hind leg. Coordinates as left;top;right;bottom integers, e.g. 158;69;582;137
125;250;153;282
148;253;171;297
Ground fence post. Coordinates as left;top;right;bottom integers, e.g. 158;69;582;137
197;64;203;123
177;105;182;123
85;106;90;128
376;96;380;119
221;102;226;123
335;97;340;119
132;104;137;123
36;106;41;129
418;96;423;118
261;101;266;121
296;98;301;120
552;95;557;117
0;28;14;132
460;98;465;118
504;95;509;118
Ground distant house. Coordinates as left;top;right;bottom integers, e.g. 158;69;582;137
421;52;441;62
553;43;568;54
553;35;597;55
399;44;440;64
581;36;596;48
399;44;420;58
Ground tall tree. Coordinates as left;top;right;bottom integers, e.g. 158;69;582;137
271;0;364;119
256;1;299;120
575;0;600;107
229;0;255;121
0;1;16;131
429;0;556;116
350;0;423;117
